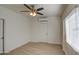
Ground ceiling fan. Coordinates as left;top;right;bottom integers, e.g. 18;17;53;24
20;4;44;16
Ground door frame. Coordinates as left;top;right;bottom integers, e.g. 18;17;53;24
39;22;48;42
0;18;5;54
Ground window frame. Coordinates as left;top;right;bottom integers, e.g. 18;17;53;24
64;6;79;53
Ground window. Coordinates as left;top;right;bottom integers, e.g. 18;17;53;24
65;7;79;53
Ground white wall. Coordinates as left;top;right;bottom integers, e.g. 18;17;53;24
62;5;79;54
48;17;62;44
0;6;32;53
31;17;62;44
0;6;62;53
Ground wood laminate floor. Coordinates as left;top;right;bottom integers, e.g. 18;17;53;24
7;42;65;55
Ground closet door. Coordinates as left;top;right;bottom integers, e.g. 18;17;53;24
39;22;48;42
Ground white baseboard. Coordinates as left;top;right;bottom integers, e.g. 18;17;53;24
4;40;30;53
30;41;61;45
4;40;61;53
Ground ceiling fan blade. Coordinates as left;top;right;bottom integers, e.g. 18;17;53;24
37;8;44;11
37;12;43;15
20;11;30;12
24;4;32;10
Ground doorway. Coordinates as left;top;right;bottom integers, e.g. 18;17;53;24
0;18;4;54
39;21;48;42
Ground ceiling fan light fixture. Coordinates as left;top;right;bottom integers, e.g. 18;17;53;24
21;4;44;16
32;12;36;16
30;12;36;16
30;12;33;15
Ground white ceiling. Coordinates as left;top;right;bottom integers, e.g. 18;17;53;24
0;4;66;17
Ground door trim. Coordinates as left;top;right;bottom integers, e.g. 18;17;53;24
0;18;5;54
